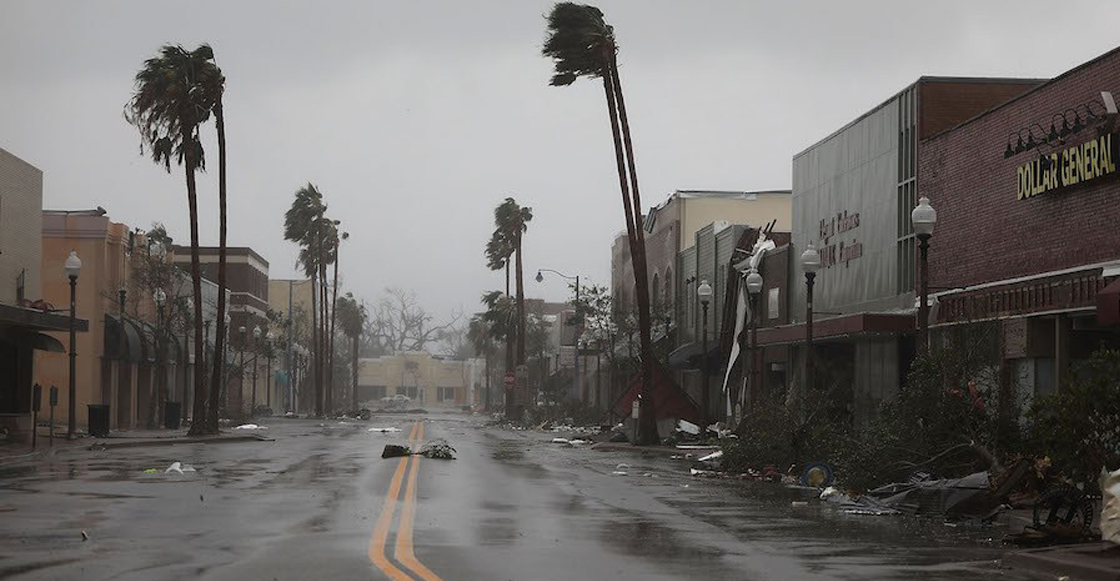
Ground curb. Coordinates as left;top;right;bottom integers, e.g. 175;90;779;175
1002;542;1120;581
87;434;273;450
589;442;714;457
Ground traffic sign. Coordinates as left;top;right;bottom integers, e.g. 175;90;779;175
504;372;515;388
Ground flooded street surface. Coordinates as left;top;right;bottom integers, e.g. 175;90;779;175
0;412;1028;581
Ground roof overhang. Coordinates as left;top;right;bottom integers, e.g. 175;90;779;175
0;303;89;333
756;312;914;346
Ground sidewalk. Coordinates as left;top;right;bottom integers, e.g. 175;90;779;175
0;425;271;463
590;441;718;457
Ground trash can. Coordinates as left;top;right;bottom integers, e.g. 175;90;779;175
87;404;110;437
164;402;182;430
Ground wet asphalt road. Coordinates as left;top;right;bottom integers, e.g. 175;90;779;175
0;412;1027;581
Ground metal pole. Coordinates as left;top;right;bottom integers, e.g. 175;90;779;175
182;310;189;424
918;234;931;352
805;272;816;393
157;303;164;427
67;276;77;439
287;280;294;413
700;300;709;429
239;340;245;416
750;293;760;406
266;351;272;408
574;276;581;404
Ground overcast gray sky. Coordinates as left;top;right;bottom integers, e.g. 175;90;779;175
4;1;1120;324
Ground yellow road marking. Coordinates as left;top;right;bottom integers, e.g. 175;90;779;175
395;423;445;581
368;421;419;581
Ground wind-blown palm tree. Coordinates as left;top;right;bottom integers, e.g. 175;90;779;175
205;50;231;435
327;229;346;414
126;44;219;436
467;314;497;410
488;198;532;414
485;213;516;382
480;291;517;411
284;184;334;416
543;3;658;443
337;292;366;411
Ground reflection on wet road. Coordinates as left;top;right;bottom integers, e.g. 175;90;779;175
0;412;1027;580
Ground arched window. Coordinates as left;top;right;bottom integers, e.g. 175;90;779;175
651;272;660;312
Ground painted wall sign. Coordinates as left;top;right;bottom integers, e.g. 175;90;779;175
1017;131;1119;200
817;210;863;268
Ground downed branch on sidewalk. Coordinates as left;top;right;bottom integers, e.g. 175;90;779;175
418;438;456;460
382;444;411;458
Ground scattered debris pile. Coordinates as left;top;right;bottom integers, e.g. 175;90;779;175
418;438;456;460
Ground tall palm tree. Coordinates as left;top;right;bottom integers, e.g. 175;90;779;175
126;44;218;436
543;3;658;443
485;217;515;382
284;184;332;416
326;229;346;414
205;50;231;435
488;198;532;413
480;291;517;412
467;314;496;410
337;292;366;411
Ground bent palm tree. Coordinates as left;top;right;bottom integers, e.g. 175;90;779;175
336;292;366;411
205;50;230;434
544;3;658;443
126;44;218;436
467;315;496;410
480;291;517;411
284;184;330;416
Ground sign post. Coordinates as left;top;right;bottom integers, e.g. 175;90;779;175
49;385;58;448
31;384;41;450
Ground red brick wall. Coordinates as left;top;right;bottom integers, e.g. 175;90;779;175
919;47;1120;290
919;80;1043;139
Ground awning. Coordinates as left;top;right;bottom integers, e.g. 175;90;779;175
0;303;89;333
1;327;65;352
1097;277;1120;326
666;342;720;373
755;312;914;347
104;315;142;362
612;360;701;424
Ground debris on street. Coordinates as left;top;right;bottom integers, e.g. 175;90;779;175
164;461;196;474
676;419;700;436
1102;467;1120;545
382;444;411;458
551;437;571;445
233;423;266;430
367;426;402;433
419;438;456;459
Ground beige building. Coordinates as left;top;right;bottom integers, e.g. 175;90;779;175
357;351;482;409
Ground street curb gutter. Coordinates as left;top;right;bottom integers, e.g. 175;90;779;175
1001;542;1120;581
88;434;273;450
589;442;713;458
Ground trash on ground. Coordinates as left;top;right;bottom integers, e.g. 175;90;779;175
676;419;700;436
820;486;850;504
367;426;402;433
551;437;571;445
698;450;723;468
382;444;411;458
611;471;628;476
1102;466;1120;545
142;468;159;474
234;423;266;430
569;439;591;446
799;461;835;488
616;463;630;470
81;530;89;541
791;501;809;507
418;438;456;459
675;444;718;450
608;430;628;443
164;461;197;474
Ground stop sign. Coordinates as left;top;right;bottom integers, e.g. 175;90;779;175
504;372;516;388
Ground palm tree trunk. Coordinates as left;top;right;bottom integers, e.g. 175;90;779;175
327;242;340;414
183;135;207;438
608;50;658;444
515;232;526;407
318;236;328;415
310;266;320;416
599;47;651;442
484;350;491;410
504;261;513;412
350;334;358;411
201;99;229;435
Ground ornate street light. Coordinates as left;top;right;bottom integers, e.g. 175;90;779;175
744;268;764;407
800;243;820;392
696;279;713;428
911;197;937;351
64;250;81;439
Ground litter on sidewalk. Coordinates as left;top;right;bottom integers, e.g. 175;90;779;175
233;423;266;430
367;426;402;433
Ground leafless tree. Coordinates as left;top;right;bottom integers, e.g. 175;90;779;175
364;287;461;354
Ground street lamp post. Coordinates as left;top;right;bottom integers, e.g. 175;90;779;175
251;326;262;411
911;197;938;352
801;243;821;394
238;325;246;415
182;298;192;424
696;280;712;429
64;251;81;439
266;331;275;409
536;269;582;403
745;268;764;409
153;289;166;427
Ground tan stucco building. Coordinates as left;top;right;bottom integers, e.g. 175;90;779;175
357;351;482;409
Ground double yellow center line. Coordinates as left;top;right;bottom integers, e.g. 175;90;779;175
368;421;445;581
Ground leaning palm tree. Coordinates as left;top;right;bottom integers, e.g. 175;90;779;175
543;3;658;443
203;49;231;435
284;184;330;416
489;198;532;414
467;314;497;410
485;210;516;382
126;44;218;436
337;292;366;411
326;229;347;414
480;290;518;412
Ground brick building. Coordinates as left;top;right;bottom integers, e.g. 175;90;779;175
920;46;1120;399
